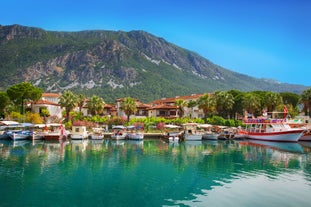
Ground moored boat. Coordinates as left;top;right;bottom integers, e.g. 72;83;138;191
126;125;144;140
182;123;202;141
9;123;34;141
111;125;127;140
44;123;67;141
241;118;305;142
70;125;88;140
90;127;105;140
0;121;20;139
163;124;181;143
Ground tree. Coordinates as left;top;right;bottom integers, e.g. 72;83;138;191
187;100;197;118
58;90;77;122
40;108;50;124
301;88;311;117
174;99;187;118
264;92;282;115
0;92;10;118
76;94;86;113
86;95;105;116
243;92;261;117
197;93;216;119
214;91;234;118
6;82;42;114
120;97;137;122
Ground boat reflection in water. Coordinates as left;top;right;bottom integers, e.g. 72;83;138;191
0;139;311;207
238;139;305;153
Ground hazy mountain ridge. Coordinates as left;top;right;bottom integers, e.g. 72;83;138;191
0;24;308;102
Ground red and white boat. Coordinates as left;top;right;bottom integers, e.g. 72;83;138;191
239;119;305;142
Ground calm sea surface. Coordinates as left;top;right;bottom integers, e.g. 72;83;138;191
1;138;311;207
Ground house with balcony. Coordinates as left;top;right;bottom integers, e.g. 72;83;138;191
30;93;63;122
148;94;207;119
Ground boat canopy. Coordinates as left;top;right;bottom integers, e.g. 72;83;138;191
0;121;20;126
164;124;181;129
112;125;126;129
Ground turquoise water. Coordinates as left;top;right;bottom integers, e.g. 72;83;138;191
1;138;311;207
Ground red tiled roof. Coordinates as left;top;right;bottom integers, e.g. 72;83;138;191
42;93;61;98
150;93;207;105
33;100;59;106
149;104;178;110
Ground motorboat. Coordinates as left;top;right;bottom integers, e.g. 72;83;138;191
240;118;305;142
111;125;127;140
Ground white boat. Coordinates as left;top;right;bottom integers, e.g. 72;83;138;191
241;119;305;142
90;127;104;140
199;124;219;140
9;123;34;141
10;130;33;141
126;126;144;140
182;123;202;141
202;132;219;140
0;121;20;139
70;125;88;140
163;124;182;143
299;130;311;141
111;125;127;140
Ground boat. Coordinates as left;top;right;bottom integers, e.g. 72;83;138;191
163;124;182;143
8;123;34;141
0;121;20;139
199;124;220;140
182;123;202;141
44;123;67;141
126;125;144;140
31;124;49;140
217;126;235;140
70;125;88;140
90;127;104;140
241;118;305;142
285;118;311;141
111;125;127;140
299;129;311;141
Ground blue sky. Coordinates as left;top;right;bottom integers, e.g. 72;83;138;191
1;0;310;86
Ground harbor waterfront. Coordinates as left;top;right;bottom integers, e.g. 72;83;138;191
1;138;311;207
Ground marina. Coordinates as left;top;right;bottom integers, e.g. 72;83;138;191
1;138;311;206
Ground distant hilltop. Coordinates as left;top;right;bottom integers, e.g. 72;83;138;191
0;24;308;102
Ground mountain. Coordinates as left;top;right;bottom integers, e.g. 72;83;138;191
0;24;308;103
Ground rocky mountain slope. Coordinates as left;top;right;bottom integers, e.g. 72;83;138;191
0;24;308;102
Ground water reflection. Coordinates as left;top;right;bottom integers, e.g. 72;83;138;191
0;139;311;207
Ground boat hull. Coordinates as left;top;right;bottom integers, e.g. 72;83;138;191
184;134;202;141
111;134;127;140
202;133;218;140
247;129;304;142
127;133;144;140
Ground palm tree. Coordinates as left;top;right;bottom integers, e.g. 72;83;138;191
174;99;187;118
76;94;86;113
187;100;197;118
58;90;77;122
86;95;105;116
120;97;137;122
264;92;282;116
301;88;311;117
243;92;260;117
197;93;216;119
214;91;234;118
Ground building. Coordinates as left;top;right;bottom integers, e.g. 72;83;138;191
148;94;206;118
31;93;63;122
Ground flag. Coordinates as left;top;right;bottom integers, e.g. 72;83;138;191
284;105;288;118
